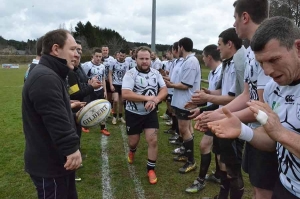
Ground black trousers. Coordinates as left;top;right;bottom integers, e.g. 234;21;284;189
30;172;78;199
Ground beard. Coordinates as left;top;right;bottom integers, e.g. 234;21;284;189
137;64;150;72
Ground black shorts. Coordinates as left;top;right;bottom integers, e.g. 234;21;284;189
272;179;298;199
173;107;191;120
113;84;122;95
204;129;214;136
125;110;159;135
90;89;105;101
106;80;112;93
242;143;278;190
213;136;244;165
166;94;173;103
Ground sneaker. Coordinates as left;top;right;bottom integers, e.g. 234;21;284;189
112;117;117;125
82;127;89;133
173;154;187;162
185;179;206;193
160;113;170;120
119;117;126;124
148;170;157;184
172;146;185;155
169;133;179;141
165;120;173;126
75;176;82;182
179;161;197;174
205;172;221;184
164;129;176;134
128;151;135;164
100;129;110;136
169;138;182;146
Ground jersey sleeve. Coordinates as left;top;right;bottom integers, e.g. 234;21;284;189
157;73;166;88
181;61;199;88
122;70;135;91
257;63;272;90
81;62;91;75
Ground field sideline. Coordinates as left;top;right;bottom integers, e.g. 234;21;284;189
0;65;253;199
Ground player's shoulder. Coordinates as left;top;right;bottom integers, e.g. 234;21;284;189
149;67;160;75
264;79;277;93
125;67;138;78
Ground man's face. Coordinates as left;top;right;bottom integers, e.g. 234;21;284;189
92;52;102;65
150;52;156;60
118;52;126;62
132;50;136;59
115;53;120;59
233;11;247;39
76;44;82;56
255;39;300;86
202;52;210;68
166;51;172;60
136;50;151;72
102;47;109;57
178;45;183;57
172;48;179;58
57;33;78;70
217;37;229;60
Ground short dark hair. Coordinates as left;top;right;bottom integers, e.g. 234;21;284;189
42;29;70;55
75;40;81;45
93;48;102;54
233;0;268;24
172;42;179;52
36;36;44;56
135;46;152;58
251;16;300;52
167;45;173;52
203;44;221;61
178;37;193;52
101;45;109;49
119;49;126;54
162;54;167;59
219;28;242;50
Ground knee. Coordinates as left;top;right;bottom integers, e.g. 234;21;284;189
147;137;157;148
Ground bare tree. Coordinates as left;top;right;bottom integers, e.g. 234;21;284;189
107;36;127;54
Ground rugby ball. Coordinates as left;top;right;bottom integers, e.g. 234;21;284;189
78;99;111;127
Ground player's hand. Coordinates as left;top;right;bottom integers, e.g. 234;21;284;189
201;88;211;94
145;101;156;112
71;101;86;109
165;80;172;88
64;149;82;170
208;107;242;139
110;85;115;92
200;111;225;124
163;76;170;81
184;101;198;110
188;108;200;119
247;100;284;141
104;91;107;99
191;90;208;104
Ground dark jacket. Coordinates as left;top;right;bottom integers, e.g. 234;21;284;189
67;67;94;103
22;54;80;178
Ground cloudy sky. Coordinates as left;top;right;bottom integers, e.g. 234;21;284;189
0;0;236;50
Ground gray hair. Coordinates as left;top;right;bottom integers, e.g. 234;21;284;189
251;16;300;52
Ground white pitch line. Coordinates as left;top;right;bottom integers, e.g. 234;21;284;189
101;134;114;199
120;125;146;199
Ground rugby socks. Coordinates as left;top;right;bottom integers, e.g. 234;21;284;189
229;164;244;199
199;153;211;180
130;147;137;153
171;116;178;131
147;159;156;171
218;170;230;199
100;124;106;130
214;155;221;179
113;113;117;118
119;113;123;118
166;109;172;118
183;137;194;163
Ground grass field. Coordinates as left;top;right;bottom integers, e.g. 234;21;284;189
0;65;253;199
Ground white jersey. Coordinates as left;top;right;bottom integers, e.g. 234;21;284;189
161;60;168;70
171;53;201;110
81;61;105;91
166;59;177;95
245;47;272;128
151;58;162;70
109;60;129;85
102;56;115;80
221;60;236;98
122;67;166;115
207;64;222;106
264;79;300;197
125;56;137;70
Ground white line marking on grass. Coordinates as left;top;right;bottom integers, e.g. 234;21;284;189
101;134;114;199
120;125;146;199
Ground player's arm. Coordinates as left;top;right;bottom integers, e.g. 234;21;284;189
201;93;235;106
153;74;168;104
108;65;114;90
167;66;196;90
